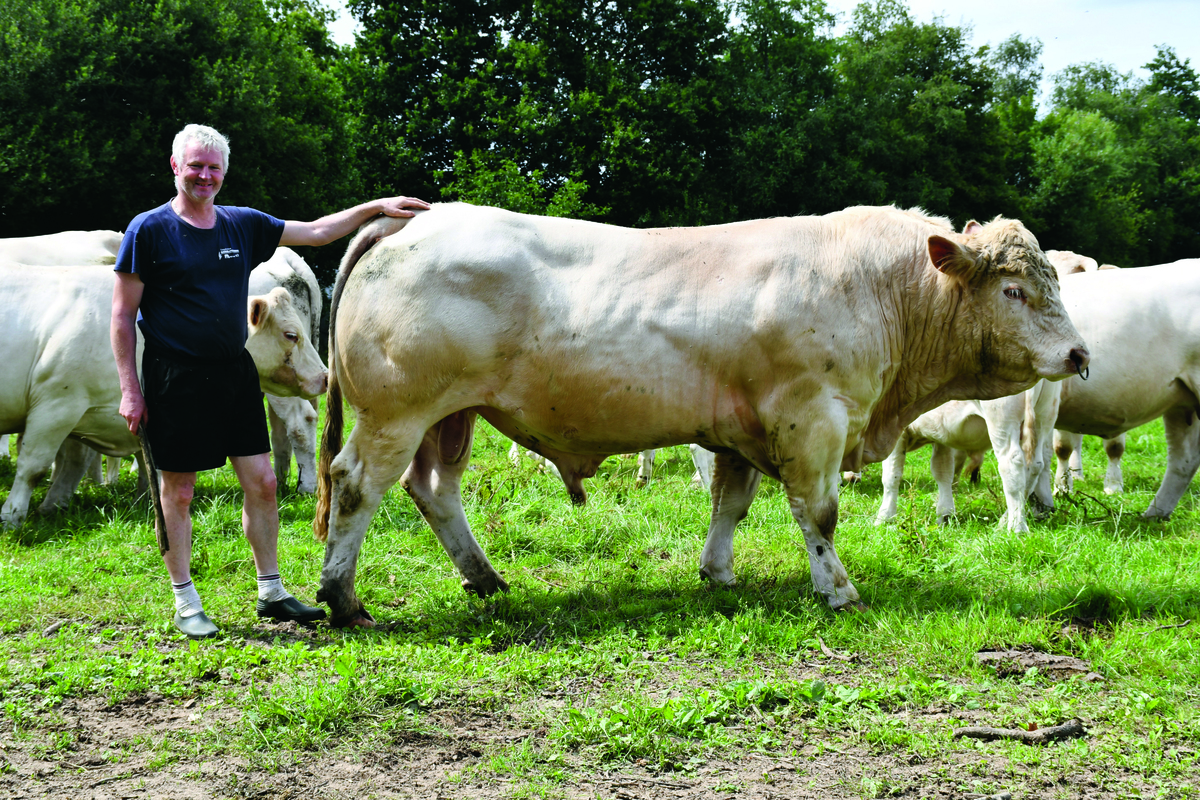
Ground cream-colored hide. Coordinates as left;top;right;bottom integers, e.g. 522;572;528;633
0;231;127;483
313;203;1088;626
875;381;1062;531
0;264;326;528
1052;260;1200;518
249;248;326;494
0;230;122;265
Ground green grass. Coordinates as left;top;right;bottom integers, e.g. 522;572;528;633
1;408;1198;797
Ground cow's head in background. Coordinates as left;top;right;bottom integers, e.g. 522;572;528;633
246;287;327;398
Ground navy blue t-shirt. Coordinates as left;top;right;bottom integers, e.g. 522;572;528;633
115;202;285;360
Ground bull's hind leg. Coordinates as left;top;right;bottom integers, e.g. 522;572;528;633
1054;430;1083;493
318;420;429;626
1144;406;1200;519
401;410;508;598
1103;434;1126;494
699;452;763;585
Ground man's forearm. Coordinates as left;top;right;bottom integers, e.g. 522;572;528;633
281;201;386;247
111;314;141;399
280;196;430;247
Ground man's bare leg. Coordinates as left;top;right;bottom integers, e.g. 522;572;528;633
159;470;218;638
231;453;325;623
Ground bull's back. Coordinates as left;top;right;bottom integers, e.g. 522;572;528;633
1057;261;1200;435
334;204;887;454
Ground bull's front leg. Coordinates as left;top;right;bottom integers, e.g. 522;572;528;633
777;408;861;610
634;449;655;487
2;406;86;528
875;429;912;525
698;452;763;585
1026;381;1062;516
929;443;958;523
980;393;1031;532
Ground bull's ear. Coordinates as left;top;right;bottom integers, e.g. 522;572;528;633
269;286;293;310
962;220;982;235
928;235;979;279
249;296;268;328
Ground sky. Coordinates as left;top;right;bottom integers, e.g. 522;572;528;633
324;0;1200;102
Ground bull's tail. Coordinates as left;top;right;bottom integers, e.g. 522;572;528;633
1021;387;1038;468
314;212;422;542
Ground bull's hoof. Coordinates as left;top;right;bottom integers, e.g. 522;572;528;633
634;477;649;489
698;567;737;587
834;600;870;613
938;514;953;526
462;573;509;598
329;608;376;629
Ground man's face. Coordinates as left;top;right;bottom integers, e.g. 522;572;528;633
171;141;225;203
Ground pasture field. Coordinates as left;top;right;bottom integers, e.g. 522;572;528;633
0;407;1198;799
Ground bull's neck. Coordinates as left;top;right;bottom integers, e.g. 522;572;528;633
863;262;976;461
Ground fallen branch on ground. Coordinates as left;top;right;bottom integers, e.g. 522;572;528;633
953;718;1085;744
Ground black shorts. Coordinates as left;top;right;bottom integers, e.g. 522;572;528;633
141;347;271;473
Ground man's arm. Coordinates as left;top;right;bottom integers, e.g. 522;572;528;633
280;196;431;247
112;271;147;434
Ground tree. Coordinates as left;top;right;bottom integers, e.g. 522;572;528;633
1026;54;1200;264
824;0;1021;225
348;0;732;226
0;0;359;276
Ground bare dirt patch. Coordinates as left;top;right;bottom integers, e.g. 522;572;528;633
0;689;1176;800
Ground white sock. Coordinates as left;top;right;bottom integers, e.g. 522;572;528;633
256;573;291;603
172;579;204;618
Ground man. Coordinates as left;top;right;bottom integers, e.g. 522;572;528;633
112;123;429;639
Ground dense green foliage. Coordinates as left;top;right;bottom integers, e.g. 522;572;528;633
0;0;357;275
3;0;1200;268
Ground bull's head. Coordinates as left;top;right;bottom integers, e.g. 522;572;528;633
928;218;1089;392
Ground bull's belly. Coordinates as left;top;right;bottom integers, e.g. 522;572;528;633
479;401;726;456
70;407;140;456
1056;380;1193;438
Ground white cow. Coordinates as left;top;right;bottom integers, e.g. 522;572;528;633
0;230;123;265
875;381;1062;530
0;231;124;469
0;263;327;528
1050;260;1200;517
249;248;324;494
309;203;1087;627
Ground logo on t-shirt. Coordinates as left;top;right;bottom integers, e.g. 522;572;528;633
218;247;241;260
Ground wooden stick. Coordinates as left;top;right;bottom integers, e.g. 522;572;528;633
138;424;169;555
953;718;1085;743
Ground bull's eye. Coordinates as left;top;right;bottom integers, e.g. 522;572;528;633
285;332;299;342
1004;287;1026;301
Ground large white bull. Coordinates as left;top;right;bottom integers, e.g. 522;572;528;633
0;263;326;528
249;248;325;494
312;203;1087;626
1052;259;1200;517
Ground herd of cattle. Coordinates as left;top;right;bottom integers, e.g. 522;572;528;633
2;204;1197;626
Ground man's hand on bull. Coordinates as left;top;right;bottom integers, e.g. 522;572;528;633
378;196;431;218
119;393;148;434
